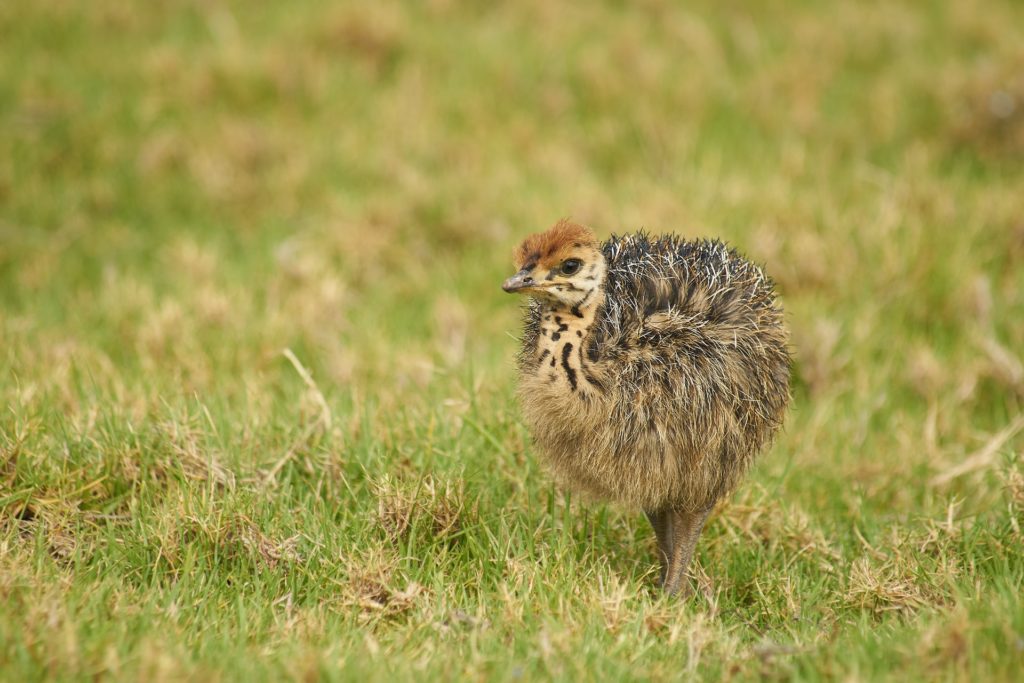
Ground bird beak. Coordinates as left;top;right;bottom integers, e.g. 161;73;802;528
502;268;536;293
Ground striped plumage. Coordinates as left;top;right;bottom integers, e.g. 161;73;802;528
504;220;790;595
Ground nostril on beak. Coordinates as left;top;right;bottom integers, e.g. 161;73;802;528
503;270;535;293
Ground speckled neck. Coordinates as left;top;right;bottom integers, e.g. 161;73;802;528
534;288;605;395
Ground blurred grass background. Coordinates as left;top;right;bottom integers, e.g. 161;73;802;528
2;0;1023;680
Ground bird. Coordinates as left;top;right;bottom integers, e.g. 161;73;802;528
502;219;790;596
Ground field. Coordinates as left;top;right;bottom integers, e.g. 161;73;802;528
2;0;1024;680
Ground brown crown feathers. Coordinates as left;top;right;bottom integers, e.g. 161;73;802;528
513;219;599;270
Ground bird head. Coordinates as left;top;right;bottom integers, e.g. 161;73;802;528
503;220;605;309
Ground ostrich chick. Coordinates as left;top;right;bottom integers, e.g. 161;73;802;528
503;220;790;596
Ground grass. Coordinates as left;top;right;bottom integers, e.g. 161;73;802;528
2;0;1023;680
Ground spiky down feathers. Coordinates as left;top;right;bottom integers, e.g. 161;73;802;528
516;232;790;512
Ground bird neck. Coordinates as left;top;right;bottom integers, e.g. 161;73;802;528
532;286;606;395
538;285;603;338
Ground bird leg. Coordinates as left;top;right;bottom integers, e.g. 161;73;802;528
661;507;712;597
644;509;672;585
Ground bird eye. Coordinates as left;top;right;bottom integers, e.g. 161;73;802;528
561;259;582;275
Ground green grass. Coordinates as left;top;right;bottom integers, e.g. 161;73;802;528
2;0;1024;680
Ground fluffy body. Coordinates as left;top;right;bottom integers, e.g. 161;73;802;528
514;227;790;513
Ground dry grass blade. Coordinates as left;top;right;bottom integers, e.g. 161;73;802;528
262;348;334;486
930;414;1024;487
282;347;332;430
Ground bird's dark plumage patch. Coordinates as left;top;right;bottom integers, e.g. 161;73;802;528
561;343;577;391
